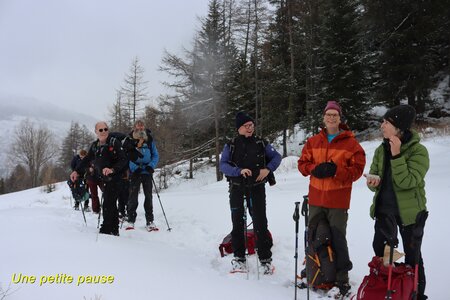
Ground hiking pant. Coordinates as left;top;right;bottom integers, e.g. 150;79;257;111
87;179;101;213
229;182;272;261
100;180;119;234
117;178;129;216
309;205;352;283
373;215;426;298
127;173;154;224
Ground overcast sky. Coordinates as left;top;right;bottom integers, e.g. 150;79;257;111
0;0;211;120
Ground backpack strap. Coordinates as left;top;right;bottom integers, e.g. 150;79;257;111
256;137;268;167
228;136;268;166
227;137;236;158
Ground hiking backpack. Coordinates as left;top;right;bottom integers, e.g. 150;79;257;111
355;256;414;300
219;229;273;257
67;179;89;202
110;131;154;163
304;212;336;289
226;137;276;186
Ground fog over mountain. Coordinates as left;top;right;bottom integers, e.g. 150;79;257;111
0;94;98;177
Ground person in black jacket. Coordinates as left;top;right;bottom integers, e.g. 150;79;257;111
219;112;282;274
70;121;128;236
70;149;89;211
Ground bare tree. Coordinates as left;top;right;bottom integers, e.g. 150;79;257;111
120;56;149;124
9;119;58;188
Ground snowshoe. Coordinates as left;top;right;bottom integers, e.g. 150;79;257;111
125;222;135;230
326;282;352;299
260;261;275;275
145;222;159;232
230;258;248;274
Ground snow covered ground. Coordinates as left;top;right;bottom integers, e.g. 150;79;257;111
1;135;449;300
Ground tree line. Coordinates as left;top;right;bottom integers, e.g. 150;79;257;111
152;0;450;180
1;0;448;194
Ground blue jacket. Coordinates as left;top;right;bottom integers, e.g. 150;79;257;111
129;141;159;175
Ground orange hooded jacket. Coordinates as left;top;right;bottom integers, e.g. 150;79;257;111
298;124;366;209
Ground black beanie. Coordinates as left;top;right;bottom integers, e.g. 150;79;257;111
384;105;416;131
235;112;254;129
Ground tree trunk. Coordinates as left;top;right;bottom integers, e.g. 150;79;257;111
214;99;223;181
287;0;296;131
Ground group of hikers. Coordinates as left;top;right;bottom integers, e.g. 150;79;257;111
220;101;429;299
68;100;429;299
69;120;159;235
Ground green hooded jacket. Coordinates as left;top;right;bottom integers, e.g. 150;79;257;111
368;130;429;226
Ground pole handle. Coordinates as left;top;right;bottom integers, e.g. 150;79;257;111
293;201;300;222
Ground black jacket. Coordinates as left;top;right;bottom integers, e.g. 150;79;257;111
76;135;128;181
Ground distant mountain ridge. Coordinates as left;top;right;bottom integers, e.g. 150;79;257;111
0;95;97;177
0;95;97;124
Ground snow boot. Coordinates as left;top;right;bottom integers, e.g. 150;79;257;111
230;257;248;273
260;259;275;275
327;282;351;299
145;222;158;231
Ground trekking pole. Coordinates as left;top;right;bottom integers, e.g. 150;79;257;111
380;215;398;300
95;193;105;242
293;201;300;300
301;195;310;300
79;201;87;226
243;188;250;280
97;193;104;229
386;244;394;300
245;182;259;279
411;211;428;300
151;176;172;231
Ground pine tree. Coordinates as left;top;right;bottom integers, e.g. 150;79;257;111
59;122;94;172
160;0;238;180
362;0;450;115
0;177;5;195
314;0;368;131
109;90;132;132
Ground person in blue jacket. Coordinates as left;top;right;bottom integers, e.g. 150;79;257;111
126;120;159;230
219;112;282;274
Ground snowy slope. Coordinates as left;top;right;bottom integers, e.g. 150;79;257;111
0;136;449;300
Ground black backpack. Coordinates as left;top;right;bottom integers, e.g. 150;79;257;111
226;136;276;186
67;179;89;202
110;131;154;162
304;212;336;289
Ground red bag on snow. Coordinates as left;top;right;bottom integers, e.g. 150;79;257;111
355;256;414;300
219;229;272;257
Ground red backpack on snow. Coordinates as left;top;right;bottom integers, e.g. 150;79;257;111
219;229;272;257
355;256;414;300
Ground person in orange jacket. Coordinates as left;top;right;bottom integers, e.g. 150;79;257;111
298;100;366;297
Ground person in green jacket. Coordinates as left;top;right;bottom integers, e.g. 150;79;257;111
365;104;429;300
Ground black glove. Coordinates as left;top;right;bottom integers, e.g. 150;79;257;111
134;168;142;174
145;166;154;174
311;162;337;178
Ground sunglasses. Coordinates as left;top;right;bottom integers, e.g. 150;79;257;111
98;128;108;133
